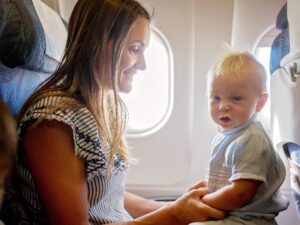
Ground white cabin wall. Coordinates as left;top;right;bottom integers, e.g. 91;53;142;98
231;0;286;52
41;0;76;22
190;0;234;186
41;0;59;12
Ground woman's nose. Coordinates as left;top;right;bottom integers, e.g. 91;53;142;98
137;54;146;71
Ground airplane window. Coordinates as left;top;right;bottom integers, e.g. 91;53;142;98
255;47;271;131
121;27;173;136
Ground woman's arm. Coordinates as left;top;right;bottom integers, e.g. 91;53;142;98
201;179;261;211
23;120;225;225
124;192;165;218
23;120;90;225
107;188;225;225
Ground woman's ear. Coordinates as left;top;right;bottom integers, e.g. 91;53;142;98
256;93;268;112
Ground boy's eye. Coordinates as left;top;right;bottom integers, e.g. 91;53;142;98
211;96;220;101
231;96;242;101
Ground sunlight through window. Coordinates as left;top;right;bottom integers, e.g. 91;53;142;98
255;47;271;130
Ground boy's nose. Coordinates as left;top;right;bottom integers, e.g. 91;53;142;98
219;102;230;111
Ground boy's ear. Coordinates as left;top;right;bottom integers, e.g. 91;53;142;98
256;93;268;112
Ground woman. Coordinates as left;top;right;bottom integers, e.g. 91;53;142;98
17;0;225;224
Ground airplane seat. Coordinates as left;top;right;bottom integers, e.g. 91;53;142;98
270;0;300;219
283;143;300;217
269;3;289;74
0;0;67;224
0;0;66;116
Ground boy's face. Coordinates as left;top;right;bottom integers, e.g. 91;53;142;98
208;73;265;130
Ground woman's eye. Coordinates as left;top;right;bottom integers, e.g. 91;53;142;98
130;45;140;53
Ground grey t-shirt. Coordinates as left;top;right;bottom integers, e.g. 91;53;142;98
208;118;289;219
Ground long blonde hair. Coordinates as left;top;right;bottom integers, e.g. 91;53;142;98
18;0;151;165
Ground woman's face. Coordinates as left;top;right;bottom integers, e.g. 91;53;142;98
116;17;150;93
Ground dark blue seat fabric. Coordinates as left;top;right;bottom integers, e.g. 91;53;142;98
283;142;300;218
269;3;290;74
270;29;290;74
0;64;50;116
0;0;46;70
0;0;59;116
276;3;288;30
284;143;300;163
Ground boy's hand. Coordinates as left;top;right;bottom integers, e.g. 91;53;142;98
187;179;208;192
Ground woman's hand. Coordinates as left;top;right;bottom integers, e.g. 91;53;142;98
169;187;225;225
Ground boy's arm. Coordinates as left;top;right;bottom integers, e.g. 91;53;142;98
201;179;261;211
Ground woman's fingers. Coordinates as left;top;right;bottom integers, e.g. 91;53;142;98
191;188;226;220
198;201;226;220
170;188;225;224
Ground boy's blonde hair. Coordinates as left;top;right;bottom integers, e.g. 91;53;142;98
207;51;267;92
0;98;17;174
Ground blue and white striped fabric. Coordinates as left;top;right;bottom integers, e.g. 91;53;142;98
17;95;132;225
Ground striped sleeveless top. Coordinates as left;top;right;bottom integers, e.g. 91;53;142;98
17;95;132;225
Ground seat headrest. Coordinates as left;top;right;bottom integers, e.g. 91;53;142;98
283;142;300;164
0;0;46;70
276;3;288;30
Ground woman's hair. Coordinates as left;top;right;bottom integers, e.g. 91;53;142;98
18;0;151;165
0;98;17;174
207;51;267;92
